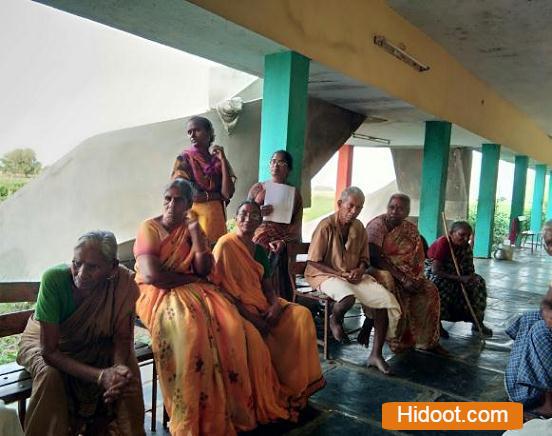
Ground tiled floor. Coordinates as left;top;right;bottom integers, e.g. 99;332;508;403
144;247;551;435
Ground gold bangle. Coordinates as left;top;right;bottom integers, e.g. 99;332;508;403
97;369;104;386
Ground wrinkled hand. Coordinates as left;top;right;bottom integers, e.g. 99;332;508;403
100;365;133;403
347;267;365;284
265;302;283;327
260;204;273;216
210;144;226;160
268;239;285;254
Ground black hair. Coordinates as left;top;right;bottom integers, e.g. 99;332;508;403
450;221;473;234
236;199;262;215
388;193;411;207
187;116;215;144
272;150;293;171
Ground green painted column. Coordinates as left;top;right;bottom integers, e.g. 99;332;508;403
259;51;310;188
547;170;552;220
419;121;452;243
530;164;547;232
473;144;501;258
508;155;529;237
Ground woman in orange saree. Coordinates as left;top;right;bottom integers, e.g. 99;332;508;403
248;150;302;301
212;200;325;414
134;179;258;436
171;116;235;243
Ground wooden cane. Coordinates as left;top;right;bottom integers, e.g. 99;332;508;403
440;212;486;343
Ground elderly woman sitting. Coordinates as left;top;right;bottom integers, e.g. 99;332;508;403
17;231;145;436
213;200;325;414
134;178;262;435
425;221;493;338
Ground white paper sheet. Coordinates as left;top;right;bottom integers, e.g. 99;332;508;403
263;181;295;224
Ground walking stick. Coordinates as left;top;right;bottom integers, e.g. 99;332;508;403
440;212;486;343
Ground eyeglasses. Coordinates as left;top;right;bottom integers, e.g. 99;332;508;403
269;159;288;168
237;212;261;221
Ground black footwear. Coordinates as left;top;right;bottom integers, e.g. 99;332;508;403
472;323;493;337
439;322;450;339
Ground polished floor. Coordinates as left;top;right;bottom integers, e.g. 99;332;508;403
144;247;551;435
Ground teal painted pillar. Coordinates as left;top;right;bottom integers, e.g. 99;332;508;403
530;164;547;232
259;51;310;188
419;121;452;243
547;170;552;220
473;144;501;258
509;155;529;232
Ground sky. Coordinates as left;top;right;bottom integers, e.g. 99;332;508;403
0;0;218;166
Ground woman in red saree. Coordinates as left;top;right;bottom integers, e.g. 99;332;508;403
134;179;258;436
212;200;325;414
365;193;444;354
171;116;235;243
248;150;302;300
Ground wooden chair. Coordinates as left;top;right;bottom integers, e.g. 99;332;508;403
287;242;332;360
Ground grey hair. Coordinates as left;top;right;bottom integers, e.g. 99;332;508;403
164;178;194;203
339;186;365;202
74;230;118;262
543;219;552;230
388;192;411;207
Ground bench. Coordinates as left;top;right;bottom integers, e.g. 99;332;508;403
0;281;165;432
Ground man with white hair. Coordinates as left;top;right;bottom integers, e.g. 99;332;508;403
305;187;401;374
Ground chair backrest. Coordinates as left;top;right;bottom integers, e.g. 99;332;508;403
287;242;310;287
0;282;39;338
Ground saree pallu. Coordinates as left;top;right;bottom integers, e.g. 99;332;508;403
17;266;144;436
249;182;303;301
134;219;256;435
505;311;552;407
212;233;325;415
172;148;232;243
191;200;227;243
366;216;440;352
425;238;487;323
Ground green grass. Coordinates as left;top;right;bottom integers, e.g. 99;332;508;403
0;174;29;202
303;190;335;222
0;302;35;364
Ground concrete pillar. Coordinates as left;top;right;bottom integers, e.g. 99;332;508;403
259;51;310;188
473;144;501;258
530;164;547;232
509;155;529;229
419;121;452;243
335;144;354;202
547;170;552;220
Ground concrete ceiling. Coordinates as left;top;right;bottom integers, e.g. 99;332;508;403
37;0;538;159
388;0;552;136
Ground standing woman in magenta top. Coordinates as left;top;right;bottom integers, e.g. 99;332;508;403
172;116;236;243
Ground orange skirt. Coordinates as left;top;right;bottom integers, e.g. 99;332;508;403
192;200;227;243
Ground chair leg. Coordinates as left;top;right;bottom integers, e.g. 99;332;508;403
323;300;330;360
151;361;157;432
18;398;26;429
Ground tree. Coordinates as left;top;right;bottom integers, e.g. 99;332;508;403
0;148;42;176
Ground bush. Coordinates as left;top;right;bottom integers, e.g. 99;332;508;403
468;198;517;246
0;177;28;202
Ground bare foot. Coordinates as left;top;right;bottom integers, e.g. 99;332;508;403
357;318;374;347
329;314;346;342
368;355;392;375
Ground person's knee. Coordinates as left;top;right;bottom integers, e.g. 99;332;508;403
35;365;65;389
369;269;395;290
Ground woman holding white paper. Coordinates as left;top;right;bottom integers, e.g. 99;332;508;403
248;150;303;300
